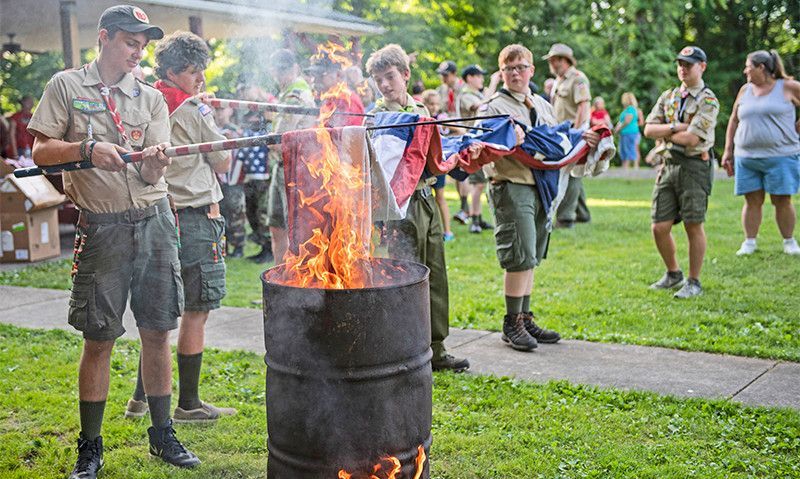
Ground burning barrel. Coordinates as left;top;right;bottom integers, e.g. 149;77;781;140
263;258;432;479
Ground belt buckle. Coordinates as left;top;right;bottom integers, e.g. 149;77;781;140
129;208;147;222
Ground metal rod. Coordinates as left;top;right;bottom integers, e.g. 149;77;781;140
203;98;374;118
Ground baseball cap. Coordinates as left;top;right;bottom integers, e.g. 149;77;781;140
436;60;457;75
675;46;707;64
98;5;164;40
461;64;487;79
542;43;576;65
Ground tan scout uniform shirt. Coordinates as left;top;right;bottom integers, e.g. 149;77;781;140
456;86;484;124
645;81;719;157
28;61;170;213
481;88;557;185
552;66;591;126
165;97;228;209
436;80;464;116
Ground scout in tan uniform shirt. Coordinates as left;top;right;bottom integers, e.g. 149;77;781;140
644;45;719;299
27;6;200;478
544;43;593;227
125;31;237;425
366;44;469;373
267;49;317;265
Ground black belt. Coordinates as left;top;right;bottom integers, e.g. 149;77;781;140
79;197;170;225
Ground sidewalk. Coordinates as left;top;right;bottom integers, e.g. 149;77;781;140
1;285;797;410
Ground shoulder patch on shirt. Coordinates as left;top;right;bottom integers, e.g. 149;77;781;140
72;97;106;113
198;103;212;116
703;96;719;106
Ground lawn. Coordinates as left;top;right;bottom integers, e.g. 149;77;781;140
3;176;798;361
1;324;798;479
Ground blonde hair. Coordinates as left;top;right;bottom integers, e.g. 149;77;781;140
366;44;410;76
748;50;792;80
621;92;638;108
421;89;440;104
498;44;533;67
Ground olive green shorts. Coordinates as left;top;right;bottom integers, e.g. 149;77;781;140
468;169;488;184
177;207;227;312
267;162;287;229
488;182;550;272
651;153;714;224
68;198;183;341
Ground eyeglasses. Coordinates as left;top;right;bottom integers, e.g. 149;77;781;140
501;64;531;74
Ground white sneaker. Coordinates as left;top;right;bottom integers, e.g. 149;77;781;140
784;239;800;255
736;241;757;256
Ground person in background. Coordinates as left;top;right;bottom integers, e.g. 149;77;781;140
307;53;365;127
590;96;613;129
615;92;641;169
411;80;425;102
421;89;456;242
0;110;12;160
214;97;247;258
10;95;35;159
541;78;555;103
721;49;800;256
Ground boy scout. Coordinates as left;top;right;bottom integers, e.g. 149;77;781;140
644;46;719;299
481;44;598;351
544;43;592;227
366;44;469;372
125;31;237;423
267;49;316;264
27;6;200;478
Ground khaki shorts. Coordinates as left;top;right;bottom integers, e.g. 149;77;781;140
177;207;227;312
488;182;550;272
651;152;714;224
69;197;183;341
268;162;287;229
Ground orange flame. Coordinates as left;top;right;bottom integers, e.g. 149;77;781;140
337;446;426;479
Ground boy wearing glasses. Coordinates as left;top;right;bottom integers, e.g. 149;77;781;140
480;44;598;351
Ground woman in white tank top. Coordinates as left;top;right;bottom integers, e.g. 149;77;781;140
722;50;800;256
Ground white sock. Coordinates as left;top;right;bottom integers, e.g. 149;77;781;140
743;238;757;246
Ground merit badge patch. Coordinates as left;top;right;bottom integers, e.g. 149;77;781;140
72;98;106;113
132;88;141;98
130;129;143;141
198;104;212;116
133;7;149;23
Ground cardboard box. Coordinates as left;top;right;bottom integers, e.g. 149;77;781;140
0;175;66;262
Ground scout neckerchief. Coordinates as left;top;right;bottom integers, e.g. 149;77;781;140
97;83;130;147
154;80;193;115
499;88;538;126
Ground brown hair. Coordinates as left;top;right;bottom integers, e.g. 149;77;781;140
366;44;410;76
748;50;792;80
498;44;533;67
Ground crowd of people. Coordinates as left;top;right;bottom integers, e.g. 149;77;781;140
1;3;797;478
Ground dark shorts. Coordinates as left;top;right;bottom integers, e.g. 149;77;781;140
468;169;488;184
68;197;183;341
268;162;287;229
651;152;714;224
177;207;227;312
433;174;446;190
488;182;549;271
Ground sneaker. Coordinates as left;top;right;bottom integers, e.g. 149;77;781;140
124;398;149;419
148;419;201;468
453;210;469;225
247;245;274;264
173;402;237;424
649;270;684;290
674;278;703;299
469;223;482;234
443;232;455;242
784;239;800;255
501;313;538;351
522;312;561;343
478;218;494;230
431;354;470;373
228;245;244;258
68;435;103;479
736;240;757;256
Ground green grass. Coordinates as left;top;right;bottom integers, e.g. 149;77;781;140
2;177;799;360
1;324;798;478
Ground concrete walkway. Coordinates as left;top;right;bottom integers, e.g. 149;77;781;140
1;285;797;411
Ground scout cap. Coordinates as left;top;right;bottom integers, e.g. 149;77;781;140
461;64;487;79
436;60;457;75
542;43;576;65
98;5;164;40
675;46;707;64
270;49;298;69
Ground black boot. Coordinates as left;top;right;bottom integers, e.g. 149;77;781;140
501;313;538;351
431;353;470;373
247;245;274;264
148;419;201;468
522;312;561;343
229;245;244;258
478;215;493;230
68;435;103;479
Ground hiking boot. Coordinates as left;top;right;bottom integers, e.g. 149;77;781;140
68;435;103;479
124;398;149;419
148;419;201;468
522;312;561;343
173;402;238;424
649;270;684;290
228;245;244;258
431;354;470;373
247;245;274;264
736;240;757;256
469;222;482;234
674;278;703;299
501;313;538;351
453;210;469;225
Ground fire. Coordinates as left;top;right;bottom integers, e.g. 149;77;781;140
280;41;372;289
337;446;426;479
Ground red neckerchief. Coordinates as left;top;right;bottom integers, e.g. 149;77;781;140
97;84;129;146
154;80;193;115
